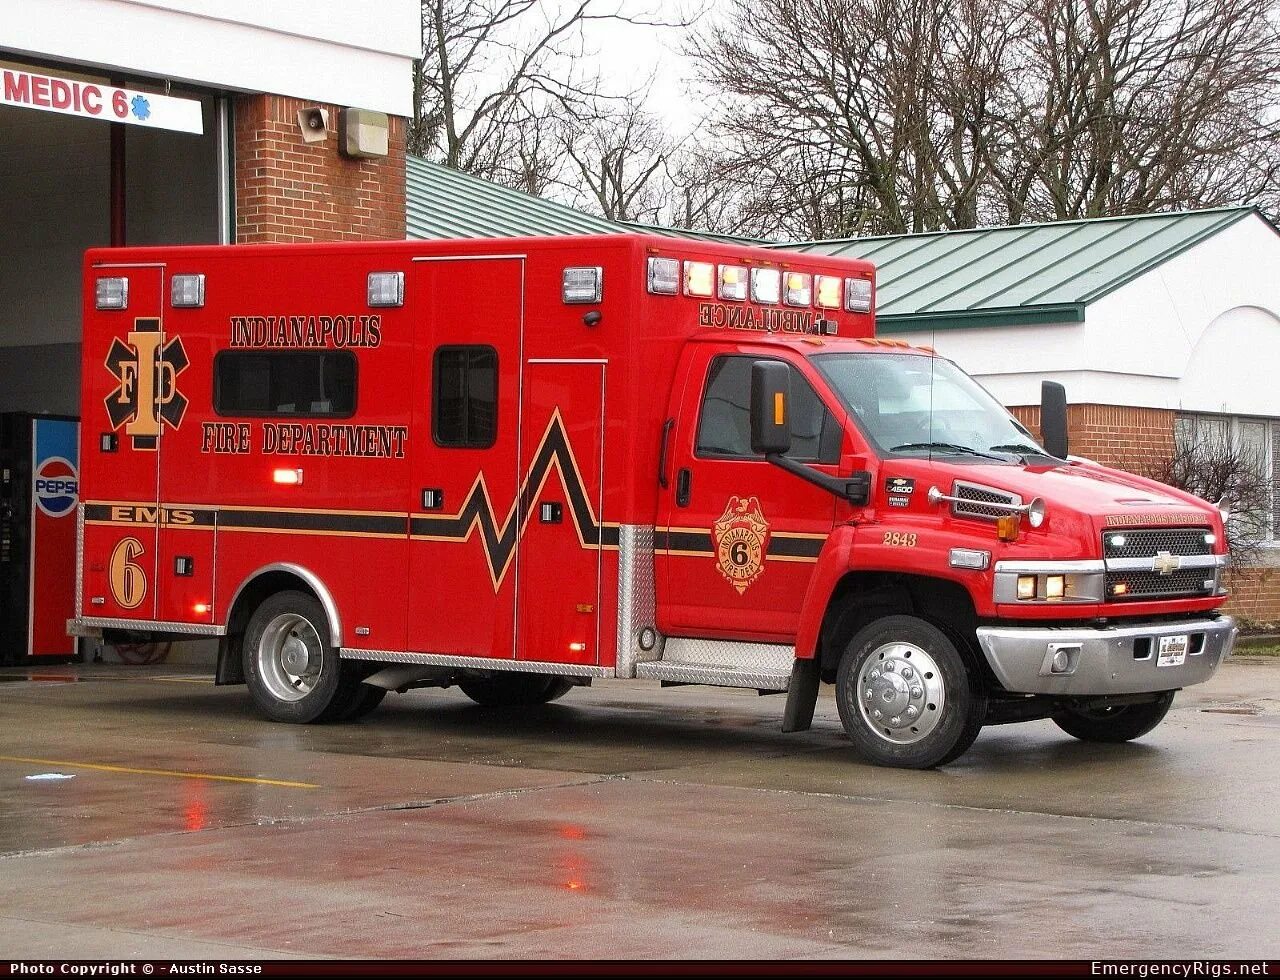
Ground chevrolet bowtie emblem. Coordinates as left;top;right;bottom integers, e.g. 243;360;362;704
104;318;189;451
1152;551;1181;576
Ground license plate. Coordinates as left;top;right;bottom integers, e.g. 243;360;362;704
1157;634;1189;667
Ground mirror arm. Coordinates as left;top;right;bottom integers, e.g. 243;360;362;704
765;454;871;506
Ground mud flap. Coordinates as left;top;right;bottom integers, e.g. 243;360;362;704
782;656;821;732
215;634;245;686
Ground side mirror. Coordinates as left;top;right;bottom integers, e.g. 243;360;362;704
1041;381;1069;459
750;360;792;456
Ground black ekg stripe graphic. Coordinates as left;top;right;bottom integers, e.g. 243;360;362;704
654;529;823;559
409;415;617;578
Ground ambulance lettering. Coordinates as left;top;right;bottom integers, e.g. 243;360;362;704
104;318;189;450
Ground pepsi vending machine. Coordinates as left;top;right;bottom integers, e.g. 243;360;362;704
0;414;80;665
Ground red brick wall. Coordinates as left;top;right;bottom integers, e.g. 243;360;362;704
234;94;405;243
1010;402;1280;621
1009;404;1176;469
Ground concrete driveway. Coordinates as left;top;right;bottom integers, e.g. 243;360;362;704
0;655;1276;959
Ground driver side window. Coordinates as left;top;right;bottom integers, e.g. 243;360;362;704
695;355;837;463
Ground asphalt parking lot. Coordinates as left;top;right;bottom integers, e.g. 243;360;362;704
0;655;1277;960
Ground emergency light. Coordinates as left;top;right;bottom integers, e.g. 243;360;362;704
367;271;404;308
562;267;603;304
170;274;206;308
646;257;679;295
683;262;715;298
718;265;748;301
783;272;812;307
750;268;781;304
95;277;128;310
815;275;842;309
844;276;873;313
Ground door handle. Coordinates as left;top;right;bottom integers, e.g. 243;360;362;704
675;467;692;507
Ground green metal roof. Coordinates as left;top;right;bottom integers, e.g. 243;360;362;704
620;221;772;245
406;157;624;239
776;207;1262;331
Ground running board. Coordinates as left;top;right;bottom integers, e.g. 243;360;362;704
634;639;795;691
634;660;792;690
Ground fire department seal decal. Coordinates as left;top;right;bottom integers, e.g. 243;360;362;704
712;496;771;595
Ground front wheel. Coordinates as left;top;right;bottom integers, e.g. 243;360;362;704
836;615;987;769
1053;692;1174;743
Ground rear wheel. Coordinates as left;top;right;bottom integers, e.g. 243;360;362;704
458;672;574;707
1053;693;1174;743
340;684;388;721
242;590;359;723
836;615;987;769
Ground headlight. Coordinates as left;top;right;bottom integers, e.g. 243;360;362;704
996;562;1105;603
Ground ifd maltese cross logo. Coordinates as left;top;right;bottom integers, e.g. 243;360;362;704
712;495;771;595
104;318;189;450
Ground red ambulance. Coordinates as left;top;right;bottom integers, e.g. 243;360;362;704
70;234;1237;768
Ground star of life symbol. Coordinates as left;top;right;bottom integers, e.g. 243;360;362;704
130;94;151;120
712;495;771;595
104;319;189;450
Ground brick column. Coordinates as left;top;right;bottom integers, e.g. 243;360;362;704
234;94;406;243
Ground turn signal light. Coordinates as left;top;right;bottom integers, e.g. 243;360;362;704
996;514;1021;542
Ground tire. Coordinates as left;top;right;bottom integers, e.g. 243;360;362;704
340;684;388;721
458;672;574;707
242;590;359;723
835;615;987;769
1053;692;1175;743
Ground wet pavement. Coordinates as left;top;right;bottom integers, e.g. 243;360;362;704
0;657;1277;959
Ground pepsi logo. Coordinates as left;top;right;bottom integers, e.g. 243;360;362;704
34;456;78;518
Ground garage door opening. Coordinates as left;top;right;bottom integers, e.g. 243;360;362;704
0;62;227;415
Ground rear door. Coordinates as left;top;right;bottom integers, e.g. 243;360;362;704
407;257;524;658
81;264;165;622
656;347;840;640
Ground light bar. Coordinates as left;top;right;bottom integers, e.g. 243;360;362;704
845;276;873;313
718;265;748;301
647;257;679;295
367;271;404;308
784;272;812;307
562;266;603;304
95;277;128;310
750;267;781;304
684;261;715;298
170;274;205;308
815;275;842;309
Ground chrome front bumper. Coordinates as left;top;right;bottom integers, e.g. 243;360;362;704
975;616;1236;696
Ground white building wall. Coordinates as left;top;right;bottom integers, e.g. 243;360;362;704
897;214;1280;415
4;0;418;115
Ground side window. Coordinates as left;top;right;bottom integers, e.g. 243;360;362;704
433;345;497;448
214;351;356;418
695;355;836;463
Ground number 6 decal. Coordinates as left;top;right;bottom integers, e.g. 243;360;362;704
109;537;147;609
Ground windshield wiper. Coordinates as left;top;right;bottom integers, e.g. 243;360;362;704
988;442;1059;461
889;442;1012;462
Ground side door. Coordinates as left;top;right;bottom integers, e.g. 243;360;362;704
407;257;523;658
81;265;165;622
515;360;606;666
657;348;841;640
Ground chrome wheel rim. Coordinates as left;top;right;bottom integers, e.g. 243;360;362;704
257;613;324;702
857;642;945;744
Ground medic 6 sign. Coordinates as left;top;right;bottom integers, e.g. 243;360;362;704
2;69;203;135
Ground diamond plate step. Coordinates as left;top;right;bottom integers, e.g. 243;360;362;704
634;659;792;690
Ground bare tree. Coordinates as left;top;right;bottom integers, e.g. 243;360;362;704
411;0;689;190
1126;434;1272;566
559;94;674;222
689;0;1280;237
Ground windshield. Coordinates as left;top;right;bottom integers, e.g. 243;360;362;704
812;352;1044;459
